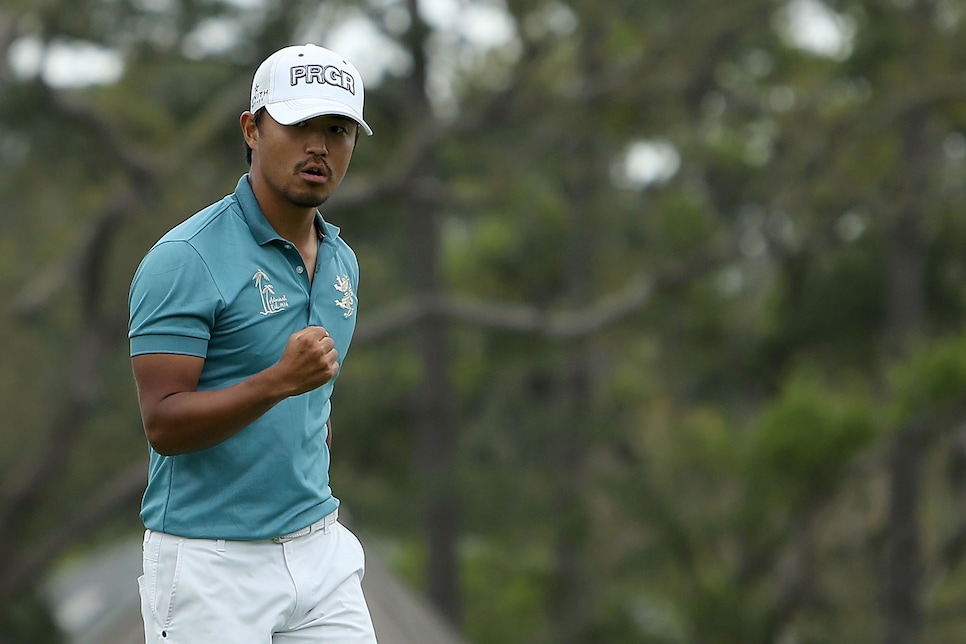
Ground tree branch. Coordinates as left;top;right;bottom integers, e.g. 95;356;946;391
355;244;733;343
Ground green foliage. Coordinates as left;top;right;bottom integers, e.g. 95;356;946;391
647;191;721;254
746;372;878;511
459;538;551;644
765;240;885;364
889;333;966;423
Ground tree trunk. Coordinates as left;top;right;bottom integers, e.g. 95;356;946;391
400;0;461;623
550;366;591;644
880;103;929;644
408;190;462;624
549;160;597;644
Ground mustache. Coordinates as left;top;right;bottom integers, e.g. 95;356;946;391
294;158;333;177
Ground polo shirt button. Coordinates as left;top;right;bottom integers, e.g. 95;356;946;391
296;266;304;274
284;244;292;250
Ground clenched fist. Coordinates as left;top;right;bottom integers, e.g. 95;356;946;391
275;326;340;396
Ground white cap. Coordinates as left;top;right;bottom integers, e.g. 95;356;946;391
250;44;373;136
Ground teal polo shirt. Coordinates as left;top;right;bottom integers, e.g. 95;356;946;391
129;174;358;540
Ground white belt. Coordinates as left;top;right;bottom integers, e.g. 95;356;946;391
272;509;338;543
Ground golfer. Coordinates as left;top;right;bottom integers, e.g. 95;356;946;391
128;43;377;643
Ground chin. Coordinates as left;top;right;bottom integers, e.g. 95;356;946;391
286;189;329;209
293;197;328;209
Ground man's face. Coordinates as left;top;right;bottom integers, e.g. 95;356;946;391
245;111;358;210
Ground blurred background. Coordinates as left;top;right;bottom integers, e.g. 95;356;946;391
3;0;966;642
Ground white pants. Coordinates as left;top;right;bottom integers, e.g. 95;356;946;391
138;511;377;643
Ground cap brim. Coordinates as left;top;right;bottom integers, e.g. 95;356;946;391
265;99;373;136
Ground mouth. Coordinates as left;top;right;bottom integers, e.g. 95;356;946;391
298;162;330;184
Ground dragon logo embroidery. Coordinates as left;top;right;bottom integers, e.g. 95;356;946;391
334;274;355;318
253;269;289;315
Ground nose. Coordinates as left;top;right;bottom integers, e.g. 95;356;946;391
305;130;328;156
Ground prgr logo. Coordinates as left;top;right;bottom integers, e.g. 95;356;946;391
289;65;356;95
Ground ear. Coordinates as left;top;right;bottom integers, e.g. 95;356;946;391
240;111;258;148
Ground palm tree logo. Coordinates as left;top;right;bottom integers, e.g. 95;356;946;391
253;269;289;315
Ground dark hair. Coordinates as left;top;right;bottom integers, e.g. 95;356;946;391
245;108;266;165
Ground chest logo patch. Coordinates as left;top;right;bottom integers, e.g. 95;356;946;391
334;274;355;318
253;269;289;315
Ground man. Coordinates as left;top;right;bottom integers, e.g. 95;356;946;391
128;43;376;643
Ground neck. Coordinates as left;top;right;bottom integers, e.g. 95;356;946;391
248;172;319;245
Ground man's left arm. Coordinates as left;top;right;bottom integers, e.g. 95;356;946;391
326;417;332;449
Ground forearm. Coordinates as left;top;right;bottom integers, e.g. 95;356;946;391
141;366;290;456
134;327;338;456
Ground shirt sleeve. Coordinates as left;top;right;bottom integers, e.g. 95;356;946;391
128;240;223;358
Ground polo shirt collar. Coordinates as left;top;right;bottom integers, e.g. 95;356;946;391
234;174;341;246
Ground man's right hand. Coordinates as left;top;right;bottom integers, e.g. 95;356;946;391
274;326;340;396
